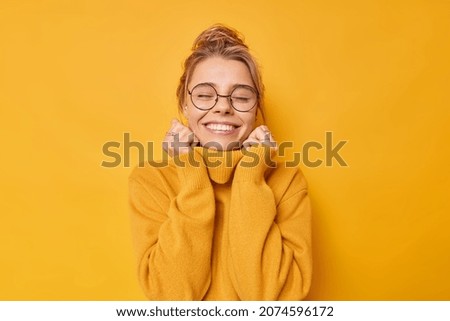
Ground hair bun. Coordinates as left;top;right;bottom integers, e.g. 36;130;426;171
192;24;248;51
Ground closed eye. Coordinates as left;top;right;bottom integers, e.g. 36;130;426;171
232;97;251;102
196;94;215;100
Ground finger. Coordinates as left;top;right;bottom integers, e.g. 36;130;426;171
241;137;259;150
165;119;180;137
166;119;191;137
170;120;185;132
252;126;270;142
244;126;277;150
258;126;275;143
241;127;261;148
164;119;192;155
191;133;200;147
185;131;196;144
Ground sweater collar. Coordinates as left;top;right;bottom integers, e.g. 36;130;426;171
193;147;244;184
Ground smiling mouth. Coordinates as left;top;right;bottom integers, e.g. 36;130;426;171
204;123;239;133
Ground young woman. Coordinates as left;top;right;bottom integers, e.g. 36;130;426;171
129;24;312;300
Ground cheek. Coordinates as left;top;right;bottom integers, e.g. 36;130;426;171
187;115;211;135
242;113;256;129
185;107;204;126
239;114;256;139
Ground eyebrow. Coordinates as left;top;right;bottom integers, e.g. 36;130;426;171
198;82;255;90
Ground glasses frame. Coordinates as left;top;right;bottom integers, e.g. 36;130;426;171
187;83;258;112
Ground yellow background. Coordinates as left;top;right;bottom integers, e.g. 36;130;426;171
1;0;449;300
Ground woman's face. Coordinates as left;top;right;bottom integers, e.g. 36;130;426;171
184;56;257;150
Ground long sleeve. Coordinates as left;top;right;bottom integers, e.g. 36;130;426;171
128;150;216;300
227;146;312;300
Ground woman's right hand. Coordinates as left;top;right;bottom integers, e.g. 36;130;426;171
163;119;200;156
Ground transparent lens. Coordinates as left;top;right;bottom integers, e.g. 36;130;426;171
231;86;257;111
191;84;217;109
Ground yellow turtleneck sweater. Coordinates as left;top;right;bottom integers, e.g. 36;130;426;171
128;146;312;300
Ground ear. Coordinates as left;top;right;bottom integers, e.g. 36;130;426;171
183;105;188;118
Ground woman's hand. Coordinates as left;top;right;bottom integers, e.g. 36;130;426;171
163;119;200;156
241;125;277;151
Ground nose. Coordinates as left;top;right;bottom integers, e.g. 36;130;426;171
212;94;234;114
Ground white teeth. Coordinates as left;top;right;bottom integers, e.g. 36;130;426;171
206;123;235;131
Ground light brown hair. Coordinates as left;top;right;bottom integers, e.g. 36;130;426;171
176;24;265;121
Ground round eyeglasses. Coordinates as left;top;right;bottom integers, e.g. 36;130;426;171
188;83;258;112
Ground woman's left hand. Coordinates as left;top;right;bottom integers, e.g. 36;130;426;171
241;125;277;151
